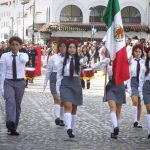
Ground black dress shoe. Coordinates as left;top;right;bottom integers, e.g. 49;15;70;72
133;122;138;127
55;118;60;125
59;120;65;126
111;133;117;139
87;86;90;89
67;129;75;138
6;121;15;132
133;122;142;128
10;130;20;136
114;127;119;135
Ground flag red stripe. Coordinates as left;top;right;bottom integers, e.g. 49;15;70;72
113;46;130;86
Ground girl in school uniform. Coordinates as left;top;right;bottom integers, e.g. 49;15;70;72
80;45;91;89
92;58;126;139
43;39;67;126
56;39;88;138
127;44;145;128
139;47;150;138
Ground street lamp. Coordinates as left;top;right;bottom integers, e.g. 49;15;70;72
21;0;29;43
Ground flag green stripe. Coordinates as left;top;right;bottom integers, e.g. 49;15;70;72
103;0;120;28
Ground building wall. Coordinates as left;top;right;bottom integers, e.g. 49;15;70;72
0;0;150;42
49;0;150;40
51;0;148;24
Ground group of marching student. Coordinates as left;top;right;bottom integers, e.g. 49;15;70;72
43;38;150;139
91;43;150;139
43;38;88;138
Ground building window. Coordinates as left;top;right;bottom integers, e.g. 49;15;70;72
60;5;83;22
121;6;141;23
89;6;106;23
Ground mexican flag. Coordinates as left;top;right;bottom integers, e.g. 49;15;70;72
103;0;130;86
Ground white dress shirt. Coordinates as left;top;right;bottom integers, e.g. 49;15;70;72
129;58;145;77
0;51;29;88
56;55;88;94
63;56;78;77
127;57;145;95
43;53;64;88
92;58;113;77
139;61;150;99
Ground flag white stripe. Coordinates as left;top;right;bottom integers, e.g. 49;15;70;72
105;12;126;60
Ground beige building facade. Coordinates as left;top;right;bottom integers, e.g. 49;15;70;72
0;0;150;43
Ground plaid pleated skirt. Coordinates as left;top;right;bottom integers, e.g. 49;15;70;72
49;72;57;94
60;76;83;106
105;81;126;104
143;80;150;105
131;77;139;97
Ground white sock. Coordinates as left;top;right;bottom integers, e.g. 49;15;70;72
64;112;72;129
71;115;76;131
54;104;60;119
60;107;64;120
110;112;118;128
147;114;150;134
131;106;137;123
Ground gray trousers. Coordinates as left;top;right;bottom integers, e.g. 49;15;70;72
4;79;25;129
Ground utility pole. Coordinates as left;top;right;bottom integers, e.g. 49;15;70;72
32;0;35;45
21;0;29;43
11;17;14;37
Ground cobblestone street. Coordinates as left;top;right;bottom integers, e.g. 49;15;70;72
0;70;150;150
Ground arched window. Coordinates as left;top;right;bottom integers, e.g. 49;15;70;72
89;6;106;23
60;5;83;22
121;6;141;23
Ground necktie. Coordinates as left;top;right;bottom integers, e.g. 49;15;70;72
12;55;17;79
136;59;140;81
70;57;74;79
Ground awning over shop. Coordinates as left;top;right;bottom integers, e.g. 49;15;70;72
38;23;150;33
27;23;45;32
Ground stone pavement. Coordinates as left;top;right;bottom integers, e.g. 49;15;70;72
0;70;150;150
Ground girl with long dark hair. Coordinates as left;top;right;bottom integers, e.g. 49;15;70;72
56;39;88;138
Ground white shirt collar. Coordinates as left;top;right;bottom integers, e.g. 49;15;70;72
69;55;74;59
10;51;20;56
134;57;141;61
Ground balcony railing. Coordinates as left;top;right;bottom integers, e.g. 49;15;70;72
122;17;141;23
60;16;83;22
89;16;104;23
